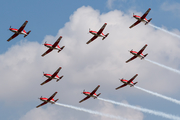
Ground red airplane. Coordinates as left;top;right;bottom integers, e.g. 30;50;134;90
126;44;148;63
129;8;152;28
115;74;138;90
41;67;63;85
41;36;65;57
36;92;58;108
86;23;109;44
7;20;31;42
79;85;101;103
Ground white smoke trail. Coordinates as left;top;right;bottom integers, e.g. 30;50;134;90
55;102;128;120
98;97;180;120
148;24;180;39
145;59;180;74
134;86;180;105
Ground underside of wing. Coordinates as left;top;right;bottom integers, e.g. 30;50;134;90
137;44;147;55
97;23;107;35
115;84;127;90
47;92;58;101
52;36;62;48
79;96;90;103
18;21;28;32
41;48;53;57
128;74;138;83
36;101;47;108
40;78;52;85
126;56;137;63
129;20;141;28
51;67;61;78
86;35;98;44
90;85;100;96
7;33;19;42
141;8;151;20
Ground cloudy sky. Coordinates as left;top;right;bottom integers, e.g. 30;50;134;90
1;0;180;120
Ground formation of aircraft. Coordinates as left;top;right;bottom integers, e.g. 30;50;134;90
79;85;101;103
86;23;109;44
36;92;58;108
41;67;63;85
7;21;31;42
41;36;65;57
5;8;152;108
129;8;152;28
126;44;148;63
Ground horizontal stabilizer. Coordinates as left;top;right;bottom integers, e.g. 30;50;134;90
58;46;65;53
24;30;31;38
145;18;152;25
56;75;64;82
141;53;148;59
102;33;109;40
54;99;59;103
97;93;101;97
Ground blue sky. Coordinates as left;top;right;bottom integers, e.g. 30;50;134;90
1;0;180;120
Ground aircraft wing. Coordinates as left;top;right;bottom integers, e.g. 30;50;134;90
51;67;62;78
41;48;53;57
40;78;53;85
97;23;107;35
79;96;90;103
52;36;62;48
47;92;58;101
86;35;98;44
7;33;19;42
18;21;28;32
126;55;137;63
137;44;147;55
90;85;100;96
129;20;141;28
115;84;127;90
36;101;48;108
141;8;151;20
127;74;138;84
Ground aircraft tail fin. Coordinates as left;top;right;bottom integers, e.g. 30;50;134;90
141;53;148;60
58;46;65;53
54;99;59;103
145;18;152;25
56;75;64;82
24;30;31;38
102;33;109;40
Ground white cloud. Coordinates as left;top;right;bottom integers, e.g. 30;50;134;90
107;0;116;9
161;2;180;17
1;5;180;120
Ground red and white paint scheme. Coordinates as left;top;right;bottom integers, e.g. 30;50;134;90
79;85;101;103
126;44;148;63
86;23;109;44
7;21;31;42
116;74;138;90
41;36;65;57
41;67;63;85
36;92;58;108
129;8;152;28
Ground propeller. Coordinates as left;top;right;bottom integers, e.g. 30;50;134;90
88;28;91;34
42;72;45;77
